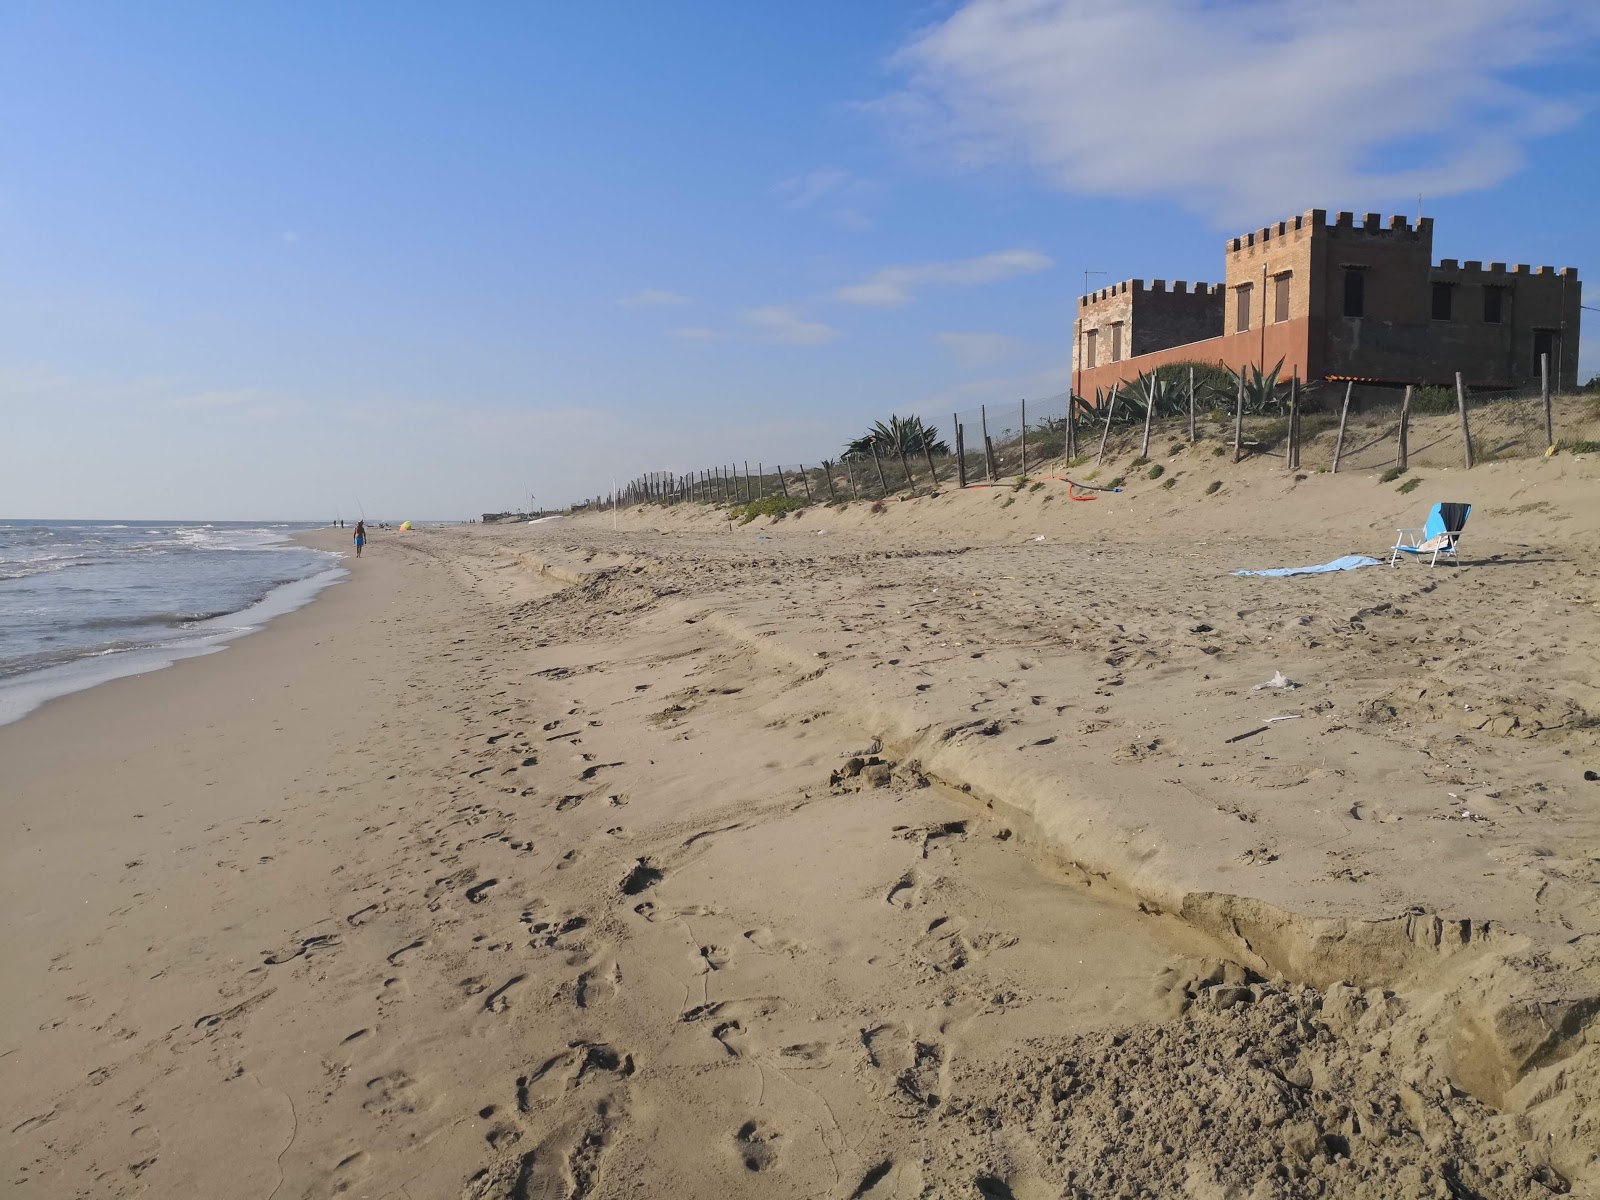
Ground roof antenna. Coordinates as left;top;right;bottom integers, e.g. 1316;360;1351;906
1418;194;1424;223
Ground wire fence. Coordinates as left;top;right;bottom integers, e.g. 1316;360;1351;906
586;368;1600;513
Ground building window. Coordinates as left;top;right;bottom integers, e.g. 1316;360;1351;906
1532;329;1554;376
1084;328;1097;369
1431;282;1453;321
1483;287;1504;324
1273;273;1291;323
1236;284;1252;332
1343;269;1365;318
1110;322;1123;362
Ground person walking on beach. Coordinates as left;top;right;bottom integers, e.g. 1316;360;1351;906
353;520;366;558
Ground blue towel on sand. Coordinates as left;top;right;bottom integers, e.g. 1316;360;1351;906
1235;555;1381;577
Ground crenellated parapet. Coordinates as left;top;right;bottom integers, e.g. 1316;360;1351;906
1080;279;1221;307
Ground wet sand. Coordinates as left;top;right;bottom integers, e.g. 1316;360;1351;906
3;447;1598;1198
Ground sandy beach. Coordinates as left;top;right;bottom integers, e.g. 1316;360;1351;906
4;450;1599;1199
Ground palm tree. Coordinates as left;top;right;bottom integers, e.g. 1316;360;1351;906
845;414;950;457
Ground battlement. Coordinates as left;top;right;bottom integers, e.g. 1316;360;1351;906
1324;210;1432;241
1227;210;1316;254
1433;260;1578;279
1226;208;1434;253
1080;278;1221;307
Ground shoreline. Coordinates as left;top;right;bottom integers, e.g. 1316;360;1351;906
0;528;347;728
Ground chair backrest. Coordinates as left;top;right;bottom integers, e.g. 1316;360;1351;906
1423;502;1472;540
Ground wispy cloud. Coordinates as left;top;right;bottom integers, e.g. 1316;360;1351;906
618;289;691;307
775;167;879;231
837;249;1052;307
934;331;1024;367
741;306;841;346
671;326;719;340
775;168;855;209
868;0;1598;223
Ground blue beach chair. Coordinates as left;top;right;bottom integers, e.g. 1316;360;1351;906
1390;502;1470;567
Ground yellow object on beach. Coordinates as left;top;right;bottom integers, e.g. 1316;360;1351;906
399;521;413;531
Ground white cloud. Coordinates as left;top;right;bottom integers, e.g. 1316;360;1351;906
671;326;719;340
837;248;1052;307
935;331;1024;367
870;0;1598;223
618;289;691;307
741;306;841;346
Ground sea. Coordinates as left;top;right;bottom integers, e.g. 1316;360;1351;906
0;520;345;726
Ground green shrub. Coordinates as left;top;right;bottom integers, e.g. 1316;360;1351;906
1397;477;1422;494
1146;464;1165;480
1205;480;1222;495
870;499;887;515
1568;440;1600;454
1212;446;1227;457
1379;465;1408;483
727;495;809;525
1106;476;1126;489
1160;477;1177;490
1000;496;1015;508
1012;476;1029;491
1411;385;1458;414
1130;456;1150;468
1029;481;1045;493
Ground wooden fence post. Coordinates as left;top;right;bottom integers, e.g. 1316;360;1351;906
1188;366;1196;443
1139;380;1155;460
1232;372;1244;463
894;439;914;492
1066;396;1078;462
870;443;889;495
799;466;812;501
956;425;967;489
1096;386;1119;466
845;456;859;500
1455;372;1474;468
823;464;836;501
981;404;996;480
1020;398;1028;475
1397;384;1412;470
1331;382;1352;473
921;434;939;492
1541;352;1553;449
1286;371;1299;470
775;465;789;499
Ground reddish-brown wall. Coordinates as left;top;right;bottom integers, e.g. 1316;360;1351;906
1076;317;1314;401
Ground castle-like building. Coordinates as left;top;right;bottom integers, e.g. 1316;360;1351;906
1072;209;1581;397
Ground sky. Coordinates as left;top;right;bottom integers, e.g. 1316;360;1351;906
3;0;1597;520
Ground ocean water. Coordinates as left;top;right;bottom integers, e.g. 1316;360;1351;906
0;520;344;725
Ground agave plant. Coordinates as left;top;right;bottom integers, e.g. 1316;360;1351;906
1223;359;1291;415
845;414;951;457
1125;370;1191;421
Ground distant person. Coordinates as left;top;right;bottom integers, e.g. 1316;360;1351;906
354;520;366;558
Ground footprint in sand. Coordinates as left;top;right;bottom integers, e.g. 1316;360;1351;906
386;938;426;965
733;1119;782;1173
482;975;527;1014
362;1071;428;1118
885;871;921;909
618;859;663;896
742;926;806;956
861;1024;945;1115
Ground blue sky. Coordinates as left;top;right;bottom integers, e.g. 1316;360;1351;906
3;0;1597;519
